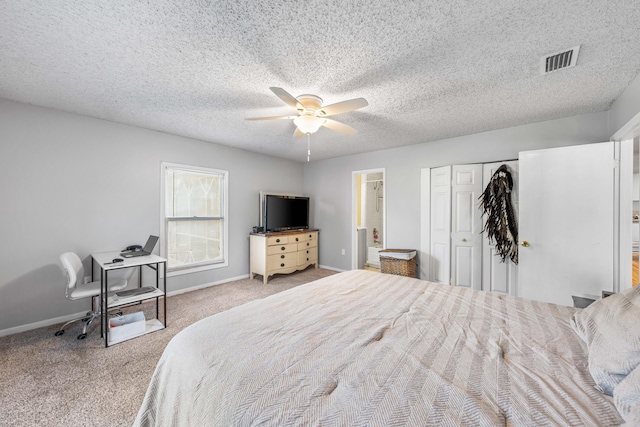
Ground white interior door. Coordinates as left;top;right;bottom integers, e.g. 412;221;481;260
519;142;615;306
430;166;451;283
482;161;519;296
451;164;483;289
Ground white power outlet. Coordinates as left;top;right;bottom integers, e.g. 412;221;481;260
83;276;92;284
341;249;345;255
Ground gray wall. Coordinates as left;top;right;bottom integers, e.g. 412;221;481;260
2;69;639;334
304;67;640;271
303;111;611;271
0;99;303;332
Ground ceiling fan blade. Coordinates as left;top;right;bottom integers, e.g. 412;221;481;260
317;98;368;117
293;127;305;139
270;87;301;110
245;115;296;121
322;118;357;136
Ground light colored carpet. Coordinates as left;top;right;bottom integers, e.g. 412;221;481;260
0;267;336;427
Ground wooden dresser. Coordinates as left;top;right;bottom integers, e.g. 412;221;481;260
250;230;318;284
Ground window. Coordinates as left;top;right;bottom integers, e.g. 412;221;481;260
161;162;228;275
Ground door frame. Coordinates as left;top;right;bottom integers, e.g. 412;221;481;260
351;168;386;270
612;112;640;293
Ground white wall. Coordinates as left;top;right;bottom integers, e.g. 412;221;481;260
0;99;304;333
609;71;640;137
304;111;611;271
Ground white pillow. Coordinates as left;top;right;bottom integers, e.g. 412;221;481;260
570;285;640;396
614;364;640;424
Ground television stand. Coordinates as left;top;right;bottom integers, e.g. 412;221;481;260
250;230;319;284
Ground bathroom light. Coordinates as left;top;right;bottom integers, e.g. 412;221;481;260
293;115;325;135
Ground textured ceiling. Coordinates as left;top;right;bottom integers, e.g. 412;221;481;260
1;1;640;162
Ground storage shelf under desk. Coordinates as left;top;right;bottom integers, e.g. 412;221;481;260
107;288;165;308
108;318;164;346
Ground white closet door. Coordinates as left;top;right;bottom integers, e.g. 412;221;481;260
519;142;614;306
481;161;518;296
430;166;451;284
450;164;483;289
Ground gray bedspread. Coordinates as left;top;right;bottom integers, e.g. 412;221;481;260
133;270;623;426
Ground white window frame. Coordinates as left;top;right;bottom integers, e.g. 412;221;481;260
160;162;229;277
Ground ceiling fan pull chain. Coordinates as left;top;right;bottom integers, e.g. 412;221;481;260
307;134;311;162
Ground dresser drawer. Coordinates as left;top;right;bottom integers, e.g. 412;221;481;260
297;239;318;251
268;253;297;270
267;235;288;246
290;232;315;244
298;247;318;265
267;243;297;255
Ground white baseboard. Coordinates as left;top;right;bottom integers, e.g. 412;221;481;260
165;274;249;297
0;274;251;338
0;310;87;338
319;264;347;273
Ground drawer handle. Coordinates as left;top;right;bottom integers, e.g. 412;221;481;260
306;258;309;261
306;243;309;246
281;246;285;251
296;237;299;241
309;234;312;238
276;238;280;243
281;255;285;259
306;250;309;254
280;263;285;267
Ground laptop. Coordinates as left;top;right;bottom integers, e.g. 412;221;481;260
120;235;159;258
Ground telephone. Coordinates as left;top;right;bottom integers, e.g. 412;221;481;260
124;245;143;252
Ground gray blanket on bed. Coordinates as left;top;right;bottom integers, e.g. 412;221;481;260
133;270;622;426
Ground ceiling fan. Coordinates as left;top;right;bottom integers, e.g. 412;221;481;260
246;87;368;139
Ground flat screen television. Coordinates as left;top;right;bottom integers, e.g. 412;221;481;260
262;194;310;232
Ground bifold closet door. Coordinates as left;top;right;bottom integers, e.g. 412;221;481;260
429;164;483;288
429;166;451;284
481;161;518;296
450;164;483;289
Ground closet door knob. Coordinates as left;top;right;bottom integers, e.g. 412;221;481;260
521;241;530;247
462;238;467;242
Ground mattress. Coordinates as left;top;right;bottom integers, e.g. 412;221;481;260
133;269;622;426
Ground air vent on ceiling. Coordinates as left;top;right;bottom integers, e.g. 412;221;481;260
542;45;580;74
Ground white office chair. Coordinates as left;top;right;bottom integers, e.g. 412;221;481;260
55;252;130;340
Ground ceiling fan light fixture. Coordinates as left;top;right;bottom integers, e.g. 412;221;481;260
293;115;325;134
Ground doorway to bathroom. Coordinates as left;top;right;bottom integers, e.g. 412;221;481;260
352;168;386;271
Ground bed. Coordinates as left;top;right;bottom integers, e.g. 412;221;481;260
133;270;640;426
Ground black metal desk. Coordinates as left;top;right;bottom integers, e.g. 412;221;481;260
91;252;167;348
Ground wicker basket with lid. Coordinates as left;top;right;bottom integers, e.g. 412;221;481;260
379;249;417;278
